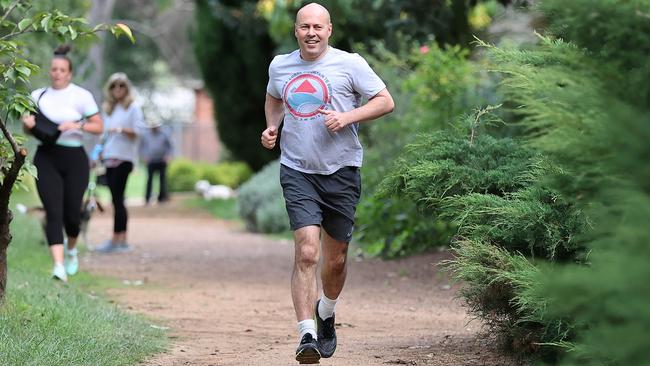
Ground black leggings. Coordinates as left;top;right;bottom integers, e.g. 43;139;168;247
34;145;89;246
106;161;133;233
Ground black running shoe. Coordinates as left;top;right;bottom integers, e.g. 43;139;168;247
315;300;337;358
295;333;321;364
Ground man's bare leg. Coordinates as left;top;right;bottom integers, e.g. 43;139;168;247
292;225;321;321
321;230;348;300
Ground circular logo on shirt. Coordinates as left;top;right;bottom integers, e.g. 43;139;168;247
283;73;330;118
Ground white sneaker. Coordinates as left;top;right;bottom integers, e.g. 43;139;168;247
52;264;68;282
65;248;79;275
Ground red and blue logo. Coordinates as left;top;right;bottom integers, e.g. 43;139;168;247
284;73;330;118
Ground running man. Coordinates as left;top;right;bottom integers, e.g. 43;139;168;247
261;2;394;363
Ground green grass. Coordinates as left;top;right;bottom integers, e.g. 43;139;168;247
185;197;241;221
1;189;167;366
185;197;296;239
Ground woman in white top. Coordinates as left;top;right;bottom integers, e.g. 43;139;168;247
94;73;143;253
21;45;103;282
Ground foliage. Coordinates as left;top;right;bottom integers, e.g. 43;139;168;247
200;161;252;188
167;159;252;191
262;0;516;52
439;0;650;362
538;0;650;106
237;160;289;233
355;41;496;257
511;2;650;364
103;26;160;86
375;99;594;355
356;196;452;258
167;158;201;192
193;0;278;171
533;193;650;366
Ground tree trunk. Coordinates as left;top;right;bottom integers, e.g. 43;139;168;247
0;119;27;301
0;208;12;302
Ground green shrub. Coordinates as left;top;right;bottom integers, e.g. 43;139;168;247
168;159;253;192
356;41;497;256
356;196;453;259
238;160;289;233
201;161;252;188
360;41;495;192
255;200;290;234
168;159;202;192
375;115;588;357
432;1;650;362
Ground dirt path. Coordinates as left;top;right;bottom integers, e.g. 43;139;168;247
84;196;514;366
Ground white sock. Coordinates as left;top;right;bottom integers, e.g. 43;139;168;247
318;294;338;320
67;247;77;256
297;319;317;340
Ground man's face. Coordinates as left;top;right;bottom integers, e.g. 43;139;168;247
294;9;332;61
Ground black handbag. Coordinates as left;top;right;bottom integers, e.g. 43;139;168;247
30;89;61;145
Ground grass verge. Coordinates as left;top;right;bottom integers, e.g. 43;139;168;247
1;189;167;366
184;197;241;221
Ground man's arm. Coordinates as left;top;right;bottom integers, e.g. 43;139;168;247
261;93;284;149
319;88;394;132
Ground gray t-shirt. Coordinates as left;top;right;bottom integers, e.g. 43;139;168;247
267;47;386;174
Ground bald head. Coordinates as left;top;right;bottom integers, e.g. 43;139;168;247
296;2;331;24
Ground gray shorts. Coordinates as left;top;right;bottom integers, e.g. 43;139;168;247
280;164;361;243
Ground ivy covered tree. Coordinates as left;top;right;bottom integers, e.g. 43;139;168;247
0;0;132;301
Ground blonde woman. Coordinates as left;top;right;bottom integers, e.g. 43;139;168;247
95;73;143;253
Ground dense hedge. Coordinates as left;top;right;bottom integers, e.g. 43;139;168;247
167;159;252;192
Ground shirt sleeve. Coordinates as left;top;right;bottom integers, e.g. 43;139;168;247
78;88;100;117
350;54;387;99
266;57;281;99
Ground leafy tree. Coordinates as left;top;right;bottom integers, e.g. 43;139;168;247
193;0;277;170
0;0;132;301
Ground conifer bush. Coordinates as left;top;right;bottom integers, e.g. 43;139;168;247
356;42;495;257
373;0;650;363
378;121;585;354
237;160;289;233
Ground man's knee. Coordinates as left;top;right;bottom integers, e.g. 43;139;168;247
295;235;320;267
324;248;347;272
296;242;319;268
